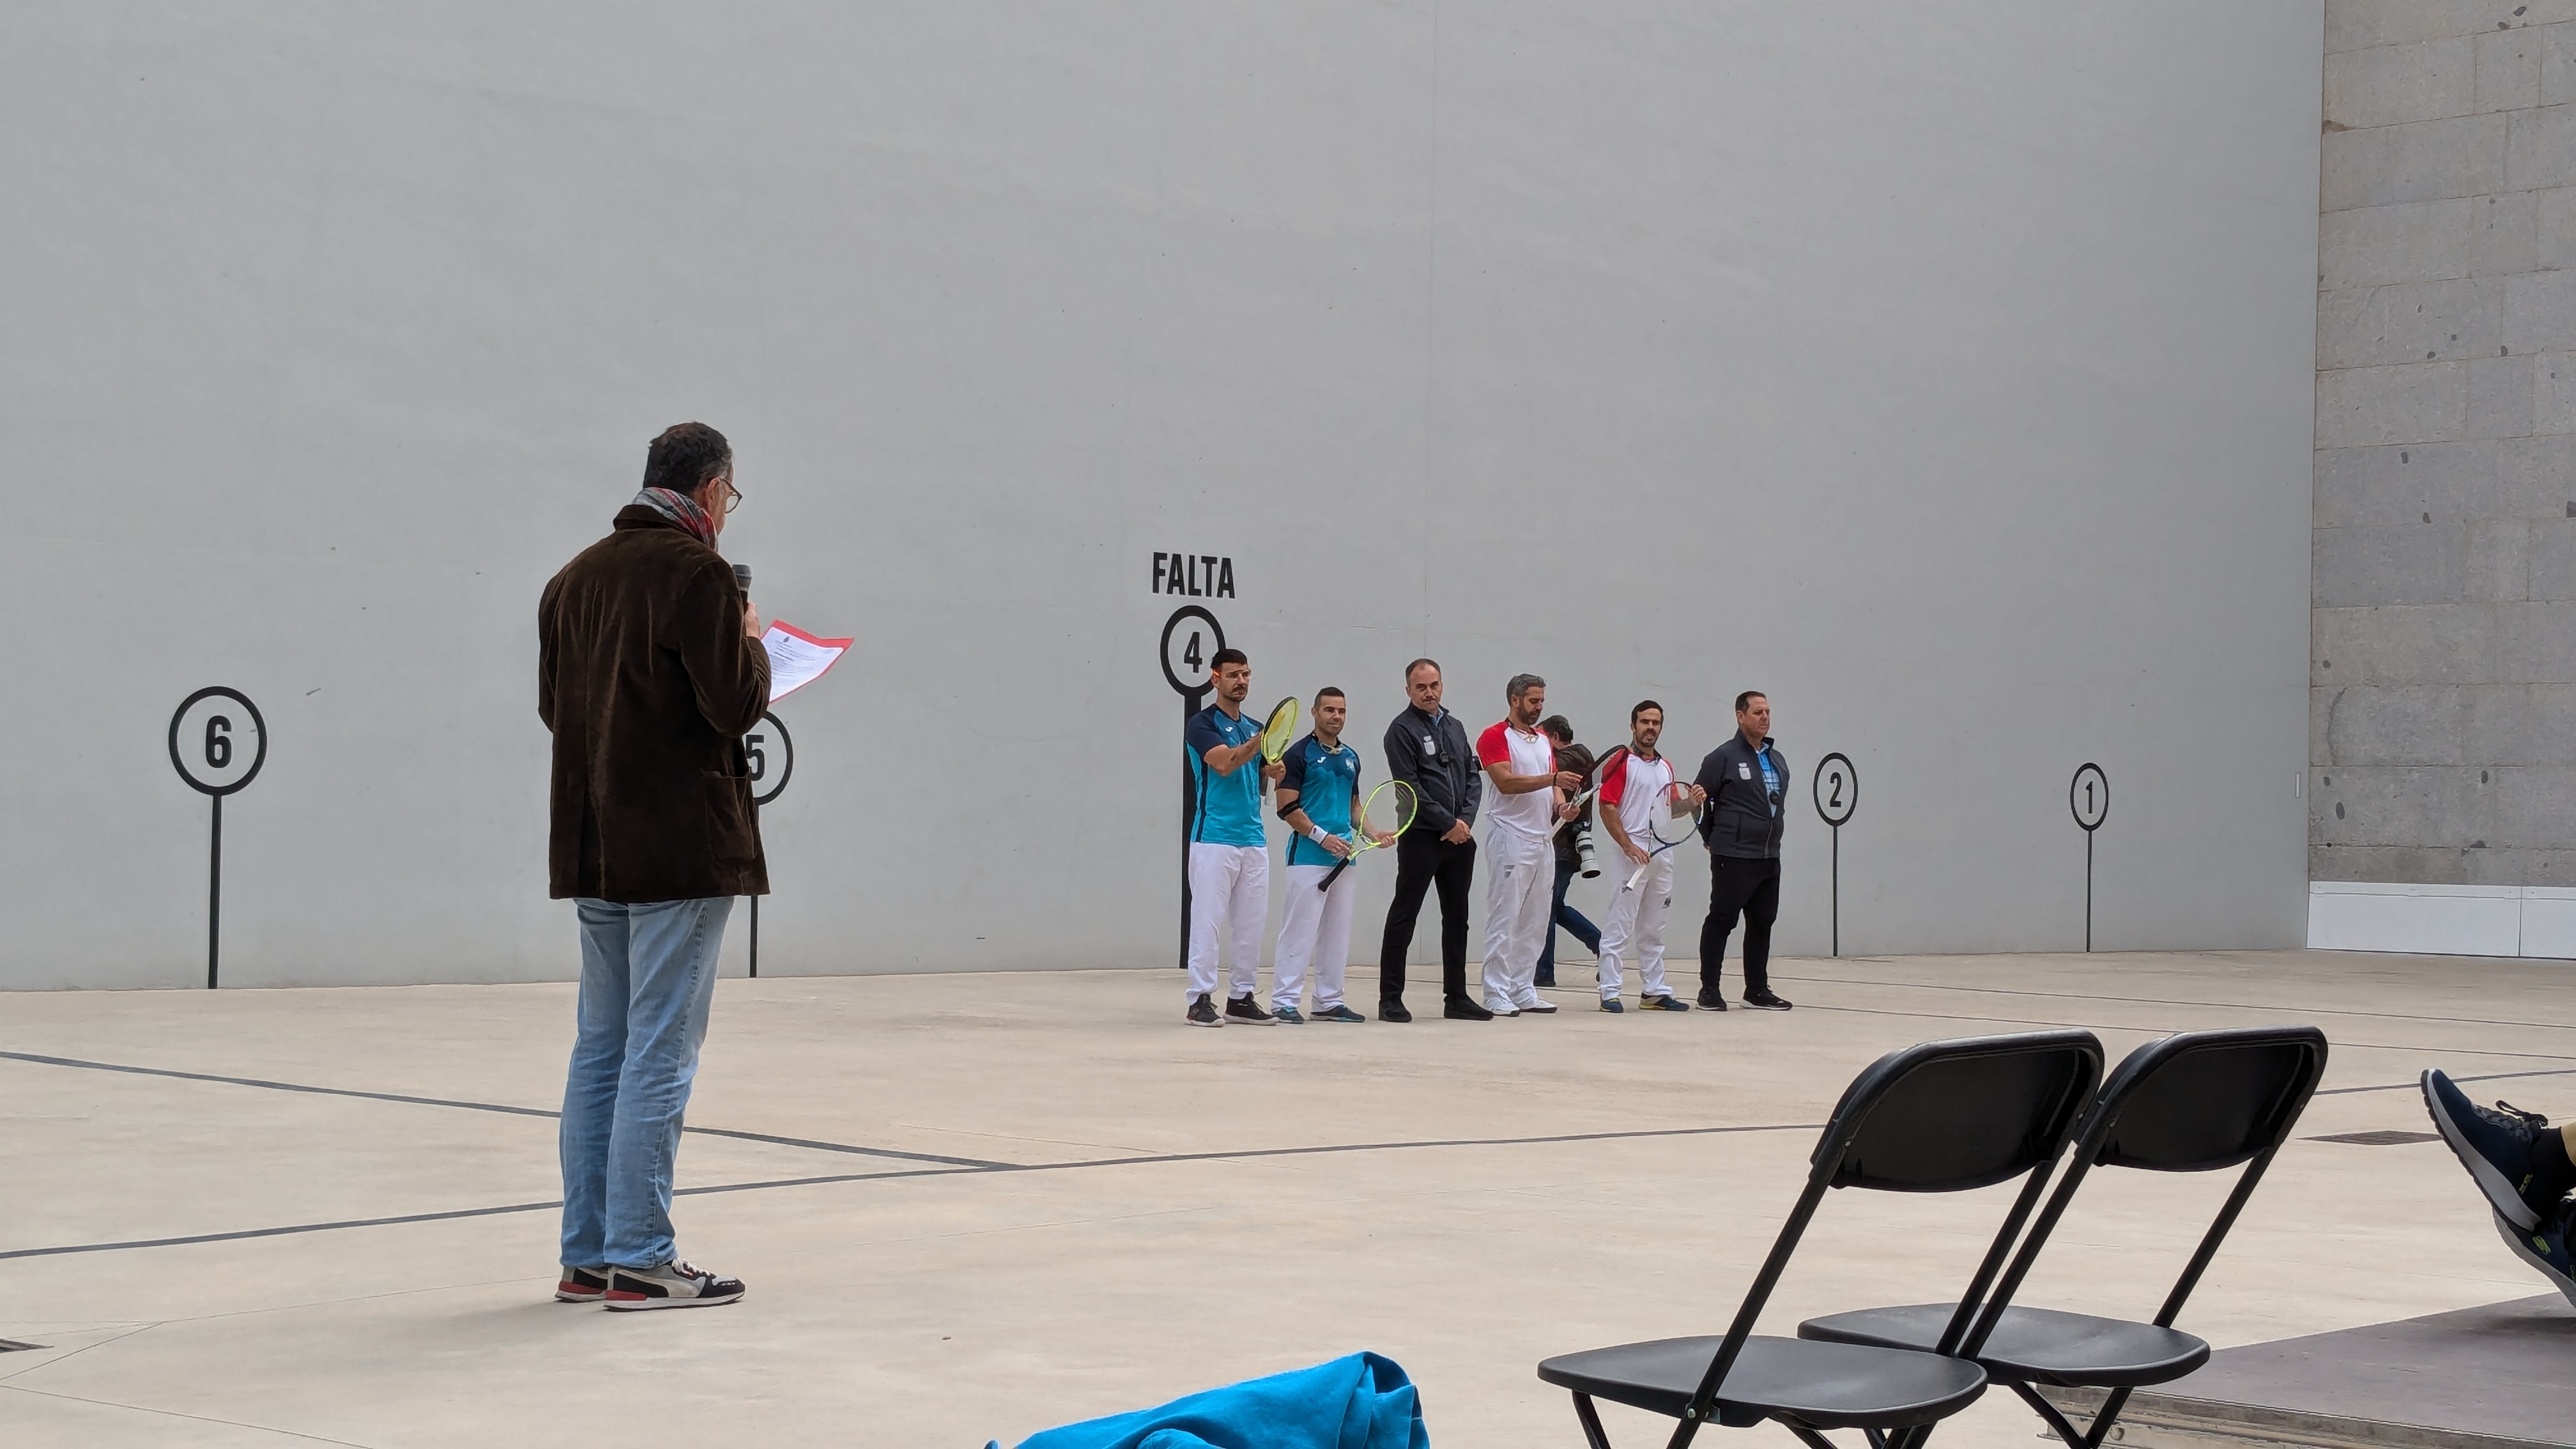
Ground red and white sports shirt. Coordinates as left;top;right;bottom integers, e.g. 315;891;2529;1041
1476;720;1558;839
1598;749;1678;840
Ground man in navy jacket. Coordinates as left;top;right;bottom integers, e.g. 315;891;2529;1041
1690;691;1794;1011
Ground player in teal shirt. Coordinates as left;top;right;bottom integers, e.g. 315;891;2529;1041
1181;650;1284;1025
1271;687;1376;1023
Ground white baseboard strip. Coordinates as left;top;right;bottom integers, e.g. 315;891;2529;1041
2308;882;2576;960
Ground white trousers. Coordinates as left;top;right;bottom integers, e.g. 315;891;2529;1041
1480;827;1554;1011
1186;843;1268;1002
1597;851;1674;1000
1272;862;1355;1011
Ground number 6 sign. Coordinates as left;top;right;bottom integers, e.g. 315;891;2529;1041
169;687;267;988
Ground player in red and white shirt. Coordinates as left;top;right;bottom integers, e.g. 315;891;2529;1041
1595;700;1706;1012
1475;673;1584;1015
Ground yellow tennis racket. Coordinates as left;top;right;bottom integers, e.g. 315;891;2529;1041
1256;696;1298;795
1317;779;1418;891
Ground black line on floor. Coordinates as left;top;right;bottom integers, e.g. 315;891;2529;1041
1767;970;2576;1034
0;1050;1007;1170
0;1120;1822;1261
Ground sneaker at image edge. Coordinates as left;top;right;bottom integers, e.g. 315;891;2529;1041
602;1260;745;1311
1186;994;1222;1027
2491;1199;2576;1310
2422;1069;2557;1228
555;1266;609;1303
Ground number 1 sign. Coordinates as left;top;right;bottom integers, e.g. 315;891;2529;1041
2070;763;2110;951
168;687;267;989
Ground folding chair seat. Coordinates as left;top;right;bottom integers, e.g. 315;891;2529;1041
1799;1025;2329;1449
1537;1030;2104;1449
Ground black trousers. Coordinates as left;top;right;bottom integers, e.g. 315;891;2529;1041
1380;831;1477;1004
1699;855;1779;999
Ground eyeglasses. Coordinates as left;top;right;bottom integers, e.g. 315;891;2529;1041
715;478;742;514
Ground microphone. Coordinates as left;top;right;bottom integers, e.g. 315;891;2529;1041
733;563;752;596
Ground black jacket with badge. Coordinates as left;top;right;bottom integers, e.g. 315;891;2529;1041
1383;704;1482;837
1694;734;1789;861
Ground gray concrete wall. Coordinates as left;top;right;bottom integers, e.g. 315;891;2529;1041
2313;0;2576;885
0;3;2324;989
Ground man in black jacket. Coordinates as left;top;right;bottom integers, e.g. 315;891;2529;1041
1690;691;1794;1011
1376;659;1486;1022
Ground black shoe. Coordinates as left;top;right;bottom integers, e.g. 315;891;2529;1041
1535;973;1557;988
1443;999;1495;1021
1225;993;1277;1024
1696;992;1728;1011
1378;999;1413;1023
1742;990;1793;1011
1186;993;1222;1028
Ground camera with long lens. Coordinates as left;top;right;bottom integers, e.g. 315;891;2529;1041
1574;820;1601;878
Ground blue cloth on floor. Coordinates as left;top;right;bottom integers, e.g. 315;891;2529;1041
1004;1352;1429;1449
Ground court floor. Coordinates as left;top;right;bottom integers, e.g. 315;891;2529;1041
2;949;2570;1447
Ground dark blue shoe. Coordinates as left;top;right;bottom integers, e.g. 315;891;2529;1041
1271;1005;1307;1024
1640;994;1691;1013
1313;1004;1366;1023
2423;1069;2556;1229
1598;997;1625;1013
2492;1198;2576;1309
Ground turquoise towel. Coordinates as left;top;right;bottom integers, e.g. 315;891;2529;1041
1004;1352;1429;1449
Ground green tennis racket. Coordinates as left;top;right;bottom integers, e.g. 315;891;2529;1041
1317;778;1416;891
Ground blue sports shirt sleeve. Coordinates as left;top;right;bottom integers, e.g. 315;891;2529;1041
1183;709;1227;761
1276;735;1312;817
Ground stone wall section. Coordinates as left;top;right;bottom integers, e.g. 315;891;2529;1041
2314;0;2576;885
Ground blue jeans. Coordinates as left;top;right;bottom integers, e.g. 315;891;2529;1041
1535;855;1601;985
560;896;732;1269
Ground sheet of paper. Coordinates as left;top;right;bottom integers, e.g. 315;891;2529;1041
759;622;852;703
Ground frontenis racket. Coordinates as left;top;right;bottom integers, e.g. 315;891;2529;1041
1549;744;1629;841
1317;779;1417;891
1620;781;1703;893
1255;696;1300;796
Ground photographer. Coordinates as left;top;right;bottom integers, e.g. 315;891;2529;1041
1535;718;1602;990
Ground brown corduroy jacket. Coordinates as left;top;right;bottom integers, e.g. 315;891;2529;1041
538;506;771;902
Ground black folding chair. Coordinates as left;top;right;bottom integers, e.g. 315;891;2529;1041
1798;1025;2329;1449
1537;1030;2104;1449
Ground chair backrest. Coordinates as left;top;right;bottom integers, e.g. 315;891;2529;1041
1685;1031;2104;1427
1821;1031;2107;1193
1967;1025;2328;1354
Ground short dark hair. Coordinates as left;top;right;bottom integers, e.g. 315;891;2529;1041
1537;714;1574;744
1506;672;1545;701
1209;648;1248;673
1631;700;1664;725
642;422;732;496
1735;690;1767;713
1557;742;1596;778
1314;686;1346;708
1404;658;1441;684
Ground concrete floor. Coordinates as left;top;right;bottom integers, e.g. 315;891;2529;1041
1;949;2570;1448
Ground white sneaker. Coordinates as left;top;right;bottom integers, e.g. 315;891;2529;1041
1517;999;1558;1014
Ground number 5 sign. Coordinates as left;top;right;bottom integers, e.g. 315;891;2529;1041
169;687;267;988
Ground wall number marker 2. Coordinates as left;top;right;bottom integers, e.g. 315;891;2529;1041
169;687;267;989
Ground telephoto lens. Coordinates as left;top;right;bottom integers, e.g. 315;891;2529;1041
1575;823;1600;878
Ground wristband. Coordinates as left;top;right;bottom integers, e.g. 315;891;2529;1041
1307;825;1328;844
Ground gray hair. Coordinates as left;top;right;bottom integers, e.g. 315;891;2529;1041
1506;672;1545;701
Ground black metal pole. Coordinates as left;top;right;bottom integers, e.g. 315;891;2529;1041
1178;746;1195;969
1830;824;1840;958
749;896;760;977
208;794;222;990
2085;831;2094;953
